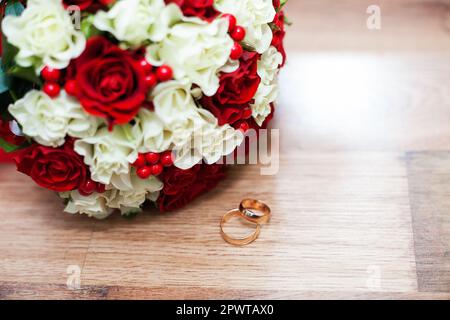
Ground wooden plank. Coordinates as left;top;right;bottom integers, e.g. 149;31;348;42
285;0;450;52
406;152;450;292
277;53;450;151
1;282;450;300
0;151;418;298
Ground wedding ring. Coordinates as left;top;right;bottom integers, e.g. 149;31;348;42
239;199;271;225
220;209;261;246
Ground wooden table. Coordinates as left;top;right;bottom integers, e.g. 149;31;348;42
0;0;449;299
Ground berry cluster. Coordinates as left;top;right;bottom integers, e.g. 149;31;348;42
223;14;247;60
79;179;106;196
40;66;63;98
132;151;174;179
138;58;174;89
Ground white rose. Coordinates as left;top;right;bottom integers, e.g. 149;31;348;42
62;191;113;220
151;80;205;148
250;46;281;126
136;108;173;153
258;46;283;85
146;18;233;96
74;124;141;185
2;0;86;72
94;0;182;49
173;109;244;169
152;80;200;125
200;122;244;165
8;90;99;147
251;83;278;126
106;174;163;213
214;0;276;53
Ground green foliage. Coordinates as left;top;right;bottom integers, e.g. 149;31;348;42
1;1;23;71
1;3;38;104
0;1;32;153
122;209;142;220
0;137;20;153
7;65;42;86
0;59;10;94
81;15;102;39
4;1;25;17
1;0;28;99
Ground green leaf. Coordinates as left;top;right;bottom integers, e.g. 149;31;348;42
81;15;102;39
0;137;20;153
1;2;25;71
5;2;25;17
284;15;293;26
122;209;142;219
1;38;18;72
7;77;35;102
0;91;14;118
0;59;10;94
280;0;289;9
7;65;42;86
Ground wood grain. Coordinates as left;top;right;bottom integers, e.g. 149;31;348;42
0;153;421;299
1;0;450;299
406;152;450;292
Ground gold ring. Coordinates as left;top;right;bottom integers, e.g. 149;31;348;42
238;199;271;225
220;209;261;246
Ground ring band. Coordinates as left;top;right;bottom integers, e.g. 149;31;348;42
238;199;271;225
220;209;261;246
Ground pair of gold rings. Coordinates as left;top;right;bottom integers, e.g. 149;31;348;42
220;199;271;246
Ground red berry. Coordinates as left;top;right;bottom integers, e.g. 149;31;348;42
41;66;61;82
222;13;237;32
230;42;243;60
79;179;97;196
239;121;250;133
132;154;146;167
96;183;106;194
160;151;174;167
64;80;78;96
138;58;153;74
99;0;115;4
150;164;163;176
144;73;157;89
156;65;173;82
43;82;61;98
136;166;152;179
231;26;246;42
145;152;160;165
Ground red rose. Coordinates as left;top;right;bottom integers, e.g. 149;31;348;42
200;99;253;127
214;51;261;106
157;163;226;212
201;51;261;126
271;10;287;66
165;0;218;21
68;36;148;126
62;0;107;11
14;141;88;192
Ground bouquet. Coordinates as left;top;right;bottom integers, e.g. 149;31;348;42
0;0;287;219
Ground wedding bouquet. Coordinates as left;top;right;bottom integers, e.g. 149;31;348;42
0;0;287;218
